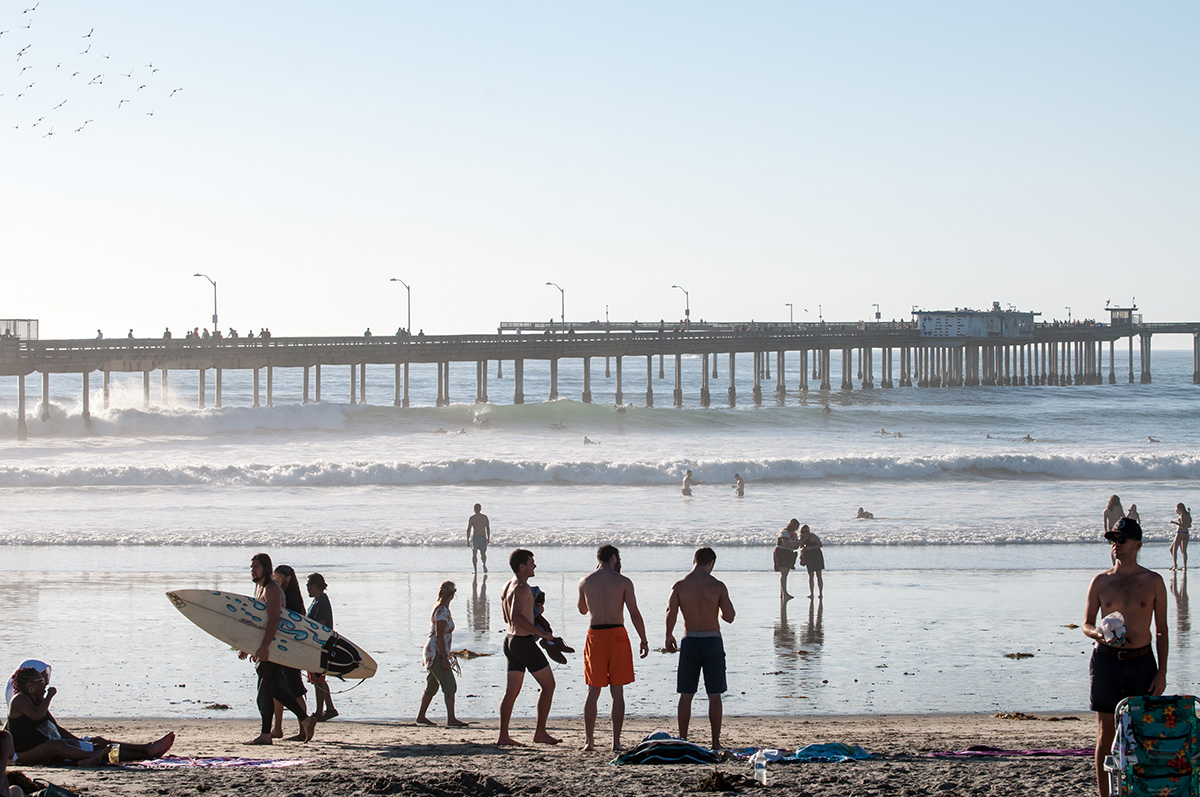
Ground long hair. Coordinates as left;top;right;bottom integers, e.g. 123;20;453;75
273;564;304;613
251;552;274;585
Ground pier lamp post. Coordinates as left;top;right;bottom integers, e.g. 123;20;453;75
390;278;411;333
1065;306;1072;323
785;302;794;323
545;282;564;328
873;303;881;321
670;284;690;320
193;273;217;331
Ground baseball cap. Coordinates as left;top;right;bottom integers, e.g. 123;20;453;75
1104;517;1143;542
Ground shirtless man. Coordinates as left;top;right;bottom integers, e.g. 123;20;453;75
498;549;559;746
665;547;735;750
1082;518;1168;797
467;504;490;574
681;470;703;497
577;545;649;752
731;474;744;498
241;553;316;745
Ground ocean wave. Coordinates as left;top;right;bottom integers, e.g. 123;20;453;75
1;452;1197;488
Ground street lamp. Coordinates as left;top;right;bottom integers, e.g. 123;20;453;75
670;284;689;320
1065;306;1072;323
545;282;564;327
194;273;217;331
390;278;411;333
872;303;880;321
785;302;794;323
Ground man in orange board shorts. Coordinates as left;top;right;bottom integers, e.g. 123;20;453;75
577;545;649;752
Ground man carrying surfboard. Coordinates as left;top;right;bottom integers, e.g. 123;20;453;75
242;553;317;745
498;549;560;746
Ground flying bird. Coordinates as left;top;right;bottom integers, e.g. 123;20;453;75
17;44;30;58
118;99;129;108
31;116;44;126
19;65;31;74
52;99;66;109
42;127;55;139
145;111;153;116
170;87;182;96
71;72;79;77
55;62;61;69
80;44;90;54
82;28;93;38
88;74;102;85
100;52;110;59
137;84;146;91
24;2;40;12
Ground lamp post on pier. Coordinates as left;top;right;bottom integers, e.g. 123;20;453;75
785;302;794;324
670;284;690;320
545;282;564;328
193;273;217;332
390;278;411;333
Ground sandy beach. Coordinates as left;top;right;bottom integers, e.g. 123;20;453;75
8;712;1096;796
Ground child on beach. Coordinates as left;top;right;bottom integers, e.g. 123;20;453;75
530;586;575;664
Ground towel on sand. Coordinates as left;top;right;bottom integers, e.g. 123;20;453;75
733;743;873;763
128;756;312;769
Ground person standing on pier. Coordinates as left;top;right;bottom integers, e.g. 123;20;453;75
467;504;490;574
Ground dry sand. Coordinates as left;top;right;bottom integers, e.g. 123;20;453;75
10;712;1097;796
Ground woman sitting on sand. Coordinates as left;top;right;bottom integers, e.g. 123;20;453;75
5;666;175;765
417;581;468;727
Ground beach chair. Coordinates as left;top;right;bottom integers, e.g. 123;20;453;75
1105;695;1200;796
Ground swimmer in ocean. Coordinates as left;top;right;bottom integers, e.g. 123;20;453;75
856;507;874;520
731;473;744;498
681;470;703;497
1022;434;1036;442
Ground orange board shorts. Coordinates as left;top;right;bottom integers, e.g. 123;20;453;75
584;626;635;687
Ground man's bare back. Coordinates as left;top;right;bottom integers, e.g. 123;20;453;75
501;578;535;635
579;568;635;626
669;570;733;637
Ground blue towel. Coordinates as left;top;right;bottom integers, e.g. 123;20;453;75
733;743;872;763
610;735;720;765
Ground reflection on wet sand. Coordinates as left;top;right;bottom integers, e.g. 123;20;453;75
468;574;490;634
1172;571;1189;637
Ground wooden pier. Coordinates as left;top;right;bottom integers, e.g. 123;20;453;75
3;317;1198;440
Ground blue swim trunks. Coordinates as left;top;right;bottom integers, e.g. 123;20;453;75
677;635;727;695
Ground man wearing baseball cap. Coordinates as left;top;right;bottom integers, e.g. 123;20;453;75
1082;516;1168;797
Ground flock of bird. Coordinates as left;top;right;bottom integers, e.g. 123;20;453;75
2;2;183;138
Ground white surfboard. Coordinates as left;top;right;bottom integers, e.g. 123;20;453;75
167;589;378;679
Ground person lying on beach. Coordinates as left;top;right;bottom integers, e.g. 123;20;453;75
855;507;874;520
5;667;175;765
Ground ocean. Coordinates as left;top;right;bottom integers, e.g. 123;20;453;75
0;347;1196;721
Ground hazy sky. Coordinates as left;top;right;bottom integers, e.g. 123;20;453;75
3;2;1197;338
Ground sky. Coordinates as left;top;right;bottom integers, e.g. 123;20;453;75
3;2;1198;340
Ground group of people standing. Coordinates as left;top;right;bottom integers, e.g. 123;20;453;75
772;519;824;601
1103;494;1192;570
418;545;735;752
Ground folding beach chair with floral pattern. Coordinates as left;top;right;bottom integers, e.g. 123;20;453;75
1105;695;1200;797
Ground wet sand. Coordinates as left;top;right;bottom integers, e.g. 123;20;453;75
9;712;1096;796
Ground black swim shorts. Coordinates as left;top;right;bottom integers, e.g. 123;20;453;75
1090;646;1158;714
504;634;550;673
677;635;727;695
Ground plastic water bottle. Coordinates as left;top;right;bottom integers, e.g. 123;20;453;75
752;750;767;785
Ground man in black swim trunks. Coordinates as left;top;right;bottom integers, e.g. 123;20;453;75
1082;517;1168;797
498;549;560;746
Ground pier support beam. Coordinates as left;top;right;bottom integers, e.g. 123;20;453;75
674;354;683;407
41;372;51;420
659;353;665;380
359;363;366;404
728;352;737;407
143;371;150;409
862;347;873;389
197;369;204;409
103;370;110;409
267;367;274;406
841;349;853;391
1140;333;1152;384
799;349;808;392
614;356;623;405
161;368;169;406
819;349;831;391
476;360;488;404
315;364;321;403
16;375;27;441
402;363;409;407
253;369;261;407
550;358;559;401
303;366;310;405
215;368;223;408
582;357;592;403
645;356;653;407
1109;341;1116;385
701;354;711;407
752;352;762;406
514;359;524;405
1194;333;1199;385
775;351;786;401
350;364;357;404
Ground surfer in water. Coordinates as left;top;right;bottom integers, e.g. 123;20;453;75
6;666;175;765
241;553;317;745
